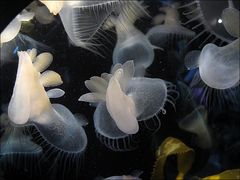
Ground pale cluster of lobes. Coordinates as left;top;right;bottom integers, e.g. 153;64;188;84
0;0;239;178
4;49;87;154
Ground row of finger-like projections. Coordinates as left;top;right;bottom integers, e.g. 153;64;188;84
79;61;179;151
4;49;87;159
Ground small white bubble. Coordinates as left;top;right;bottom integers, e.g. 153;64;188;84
218;18;222;24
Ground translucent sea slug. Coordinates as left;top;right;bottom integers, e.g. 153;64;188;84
79;61;178;150
178;106;212;149
146;3;196;48
104;1;157;76
184;5;239;109
58;1;149;56
8;49;87;154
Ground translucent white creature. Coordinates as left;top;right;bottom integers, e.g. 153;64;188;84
105;1;157;76
178;106;212;149
1;10;34;44
8;49;87;153
79;61;178;150
146;3;195;48
185;37;239;90
184;1;240;110
185;2;240;89
58;1;148;56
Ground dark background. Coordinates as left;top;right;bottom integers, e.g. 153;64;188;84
1;0;240;180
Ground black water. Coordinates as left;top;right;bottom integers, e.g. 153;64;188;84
0;0;239;180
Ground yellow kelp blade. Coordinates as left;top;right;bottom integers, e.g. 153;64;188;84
202;169;240;180
151;137;195;180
